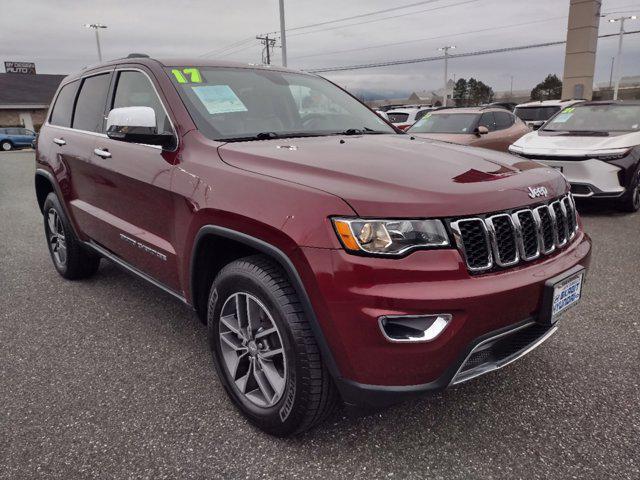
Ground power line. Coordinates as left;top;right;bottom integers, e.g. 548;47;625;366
291;15;568;60
306;29;640;73
289;0;480;37
199;36;256;58
217;42;260;58
206;0;475;59
283;0;444;32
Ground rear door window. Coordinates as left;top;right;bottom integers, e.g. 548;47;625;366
49;81;79;128
72;73;112;132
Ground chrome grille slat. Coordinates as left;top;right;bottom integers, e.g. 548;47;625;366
450;218;493;272
485;214;519;267
451;194;577;273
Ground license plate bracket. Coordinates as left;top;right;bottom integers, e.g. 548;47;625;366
539;265;585;325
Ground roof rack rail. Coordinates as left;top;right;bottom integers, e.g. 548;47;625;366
126;53;150;58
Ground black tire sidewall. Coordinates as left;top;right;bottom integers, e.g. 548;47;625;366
620;166;640;212
43;193;70;276
207;264;308;435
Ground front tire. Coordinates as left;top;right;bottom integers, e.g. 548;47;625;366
207;255;339;437
618;168;640;213
1;140;12;151
43;192;101;279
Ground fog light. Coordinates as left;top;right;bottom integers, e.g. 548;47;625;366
379;314;452;343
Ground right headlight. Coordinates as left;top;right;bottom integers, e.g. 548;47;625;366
332;218;450;256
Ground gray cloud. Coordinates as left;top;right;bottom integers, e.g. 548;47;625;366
1;0;638;94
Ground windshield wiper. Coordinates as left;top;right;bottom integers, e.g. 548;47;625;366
221;131;329;143
548;130;609;137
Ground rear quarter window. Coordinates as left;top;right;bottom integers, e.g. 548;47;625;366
49;81;79;128
494;111;515;129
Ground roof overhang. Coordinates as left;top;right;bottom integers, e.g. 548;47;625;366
0;104;49;110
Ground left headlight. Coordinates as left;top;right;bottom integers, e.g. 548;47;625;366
332;218;450;256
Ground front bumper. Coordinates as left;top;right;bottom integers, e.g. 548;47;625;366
299;231;591;407
536;158;625;197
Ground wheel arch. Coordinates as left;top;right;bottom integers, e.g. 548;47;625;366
35;170;55;213
189;225;342;381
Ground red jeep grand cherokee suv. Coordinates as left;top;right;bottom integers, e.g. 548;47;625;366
35;56;591;436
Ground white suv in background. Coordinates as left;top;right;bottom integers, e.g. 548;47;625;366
386;107;435;130
514;99;584;130
509;100;640;212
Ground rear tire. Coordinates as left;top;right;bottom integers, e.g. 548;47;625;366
207;254;339;437
43;192;101;279
1;140;12;151
618;168;640;213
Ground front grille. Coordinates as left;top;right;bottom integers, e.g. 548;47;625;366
450;194;578;273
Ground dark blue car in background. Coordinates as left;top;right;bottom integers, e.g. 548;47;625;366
0;127;36;151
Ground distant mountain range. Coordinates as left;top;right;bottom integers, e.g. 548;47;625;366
347;88;413;101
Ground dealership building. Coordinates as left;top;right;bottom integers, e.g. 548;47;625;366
0;68;65;132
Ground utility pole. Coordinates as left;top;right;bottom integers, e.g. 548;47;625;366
278;0;287;67
609;56;615;89
438;46;455;106
256;34;276;65
609;15;637;100
83;23;107;62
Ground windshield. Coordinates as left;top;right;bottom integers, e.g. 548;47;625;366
166;67;395;141
543;104;640;133
514;106;561;122
408;113;479;134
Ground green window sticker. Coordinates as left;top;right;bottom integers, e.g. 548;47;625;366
172;69;187;83
191;85;248;114
172;68;203;83
562;107;575;113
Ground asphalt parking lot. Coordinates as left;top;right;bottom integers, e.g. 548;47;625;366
1;150;638;479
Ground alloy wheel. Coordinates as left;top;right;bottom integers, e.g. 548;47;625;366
218;292;287;408
46;209;67;266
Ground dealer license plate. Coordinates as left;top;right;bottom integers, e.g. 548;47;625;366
550;271;583;322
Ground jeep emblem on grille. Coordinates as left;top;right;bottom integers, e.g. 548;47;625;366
528;186;548;199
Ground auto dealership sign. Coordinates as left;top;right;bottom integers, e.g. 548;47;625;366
5;62;36;74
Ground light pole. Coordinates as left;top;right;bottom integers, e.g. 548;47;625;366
438;46;455;106
278;0;287;67
83;23;107;62
608;15;637;100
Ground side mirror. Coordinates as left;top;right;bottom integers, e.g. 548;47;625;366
106;106;175;149
476;125;489;136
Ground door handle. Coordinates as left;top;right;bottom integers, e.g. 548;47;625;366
94;148;112;159
53;138;66;146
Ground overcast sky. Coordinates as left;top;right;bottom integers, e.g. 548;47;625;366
2;0;639;95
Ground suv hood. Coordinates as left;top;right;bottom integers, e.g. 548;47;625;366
218;135;567;217
513;130;640;154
